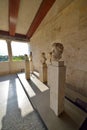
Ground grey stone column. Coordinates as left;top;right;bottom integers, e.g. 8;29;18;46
6;40;12;73
6;40;12;62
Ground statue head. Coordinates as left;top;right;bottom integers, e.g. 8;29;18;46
51;42;64;61
40;52;47;64
25;54;29;61
46;52;52;65
29;52;32;61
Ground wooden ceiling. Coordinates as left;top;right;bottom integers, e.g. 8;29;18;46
0;0;56;41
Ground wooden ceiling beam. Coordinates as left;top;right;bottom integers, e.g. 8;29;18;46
0;30;27;42
9;0;20;36
26;0;56;39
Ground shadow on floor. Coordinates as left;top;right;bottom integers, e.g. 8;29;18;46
1;75;47;130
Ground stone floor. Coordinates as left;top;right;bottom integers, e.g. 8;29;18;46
0;75;47;130
0;73;86;130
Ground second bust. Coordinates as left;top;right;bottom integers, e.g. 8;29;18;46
40;52;47;64
51;42;64;61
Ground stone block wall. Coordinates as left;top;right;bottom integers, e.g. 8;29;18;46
0;61;25;76
30;0;87;97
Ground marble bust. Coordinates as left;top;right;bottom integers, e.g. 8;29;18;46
25;54;29;61
46;52;52;65
40;52;47;64
51;42;64;61
29;52;32;61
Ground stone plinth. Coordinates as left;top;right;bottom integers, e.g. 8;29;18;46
48;61;66;116
30;60;33;73
25;60;30;80
40;63;47;83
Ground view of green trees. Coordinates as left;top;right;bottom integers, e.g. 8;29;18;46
12;55;25;61
0;55;25;62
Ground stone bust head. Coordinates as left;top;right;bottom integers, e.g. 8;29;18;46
40;52;47;64
25;54;29;61
51;42;64;61
46;52;52;65
29;52;32;61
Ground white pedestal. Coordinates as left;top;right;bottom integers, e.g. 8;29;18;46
25;60;30;80
48;61;66;116
40;63;47;83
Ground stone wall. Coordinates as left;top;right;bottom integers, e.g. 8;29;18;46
30;0;87;97
0;61;25;76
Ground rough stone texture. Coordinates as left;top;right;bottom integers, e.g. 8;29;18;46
30;0;87;97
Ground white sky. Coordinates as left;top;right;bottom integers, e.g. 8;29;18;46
0;40;8;55
11;41;29;56
0;40;29;56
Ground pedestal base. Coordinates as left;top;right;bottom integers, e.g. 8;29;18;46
48;61;66;116
40;64;47;83
25;61;30;80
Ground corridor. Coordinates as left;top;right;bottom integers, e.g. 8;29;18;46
0;74;86;130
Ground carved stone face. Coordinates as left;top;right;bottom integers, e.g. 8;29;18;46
51;43;64;61
25;54;29;61
40;52;46;64
29;52;32;61
46;52;52;64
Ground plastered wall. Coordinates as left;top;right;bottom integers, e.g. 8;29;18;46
0;61;25;76
0;62;9;75
30;0;87;97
